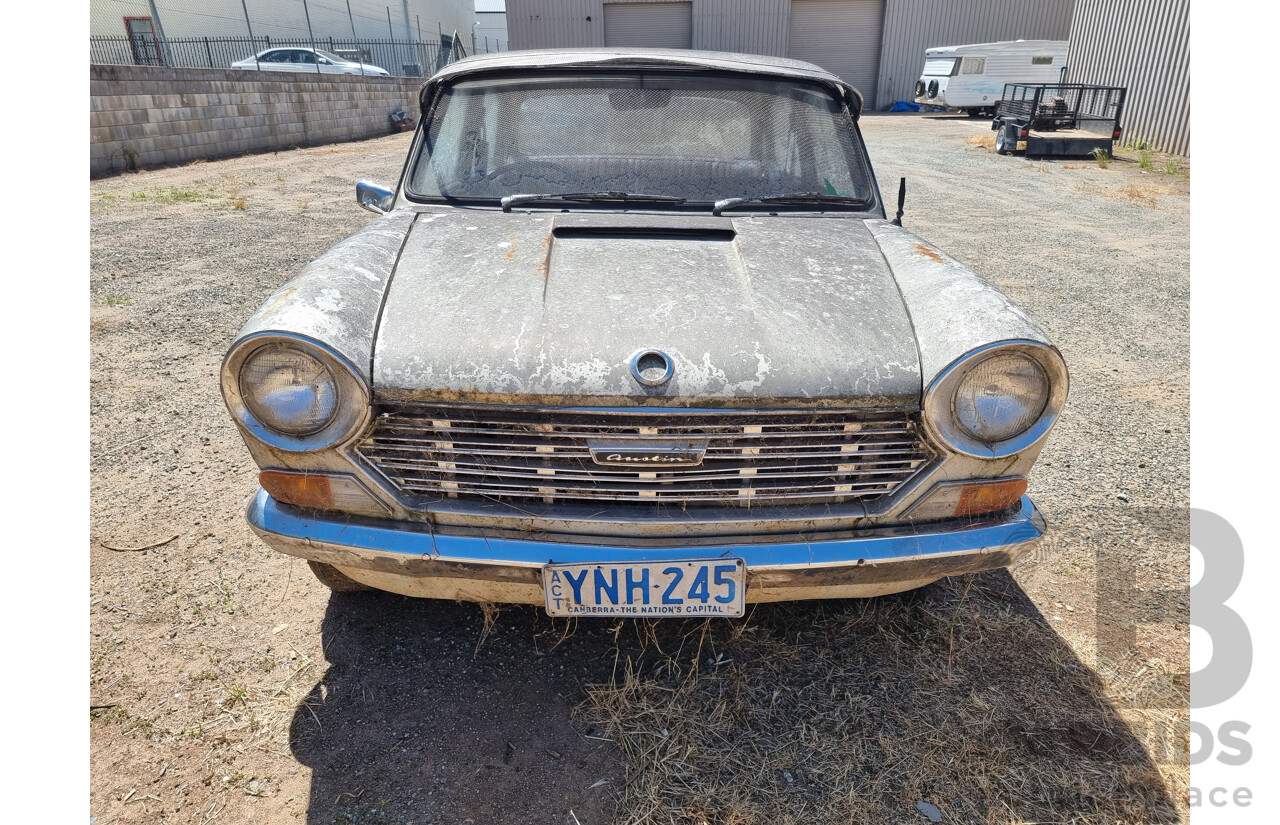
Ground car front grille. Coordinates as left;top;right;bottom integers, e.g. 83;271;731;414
356;404;933;508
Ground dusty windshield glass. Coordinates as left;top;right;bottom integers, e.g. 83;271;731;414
408;72;874;205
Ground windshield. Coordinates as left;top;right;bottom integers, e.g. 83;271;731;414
407;72;875;206
315;48;348;63
922;57;957;77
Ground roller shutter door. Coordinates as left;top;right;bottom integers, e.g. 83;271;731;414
603;2;694;49
787;0;884;103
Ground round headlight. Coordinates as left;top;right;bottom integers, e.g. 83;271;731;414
922;341;1068;459
953;353;1050;442
239;345;339;435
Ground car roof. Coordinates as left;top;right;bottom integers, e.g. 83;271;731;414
420;47;863;115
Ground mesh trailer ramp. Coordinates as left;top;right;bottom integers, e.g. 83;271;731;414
991;83;1127;158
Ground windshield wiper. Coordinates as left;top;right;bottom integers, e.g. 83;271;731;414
501;191;687;212
711;192;870;216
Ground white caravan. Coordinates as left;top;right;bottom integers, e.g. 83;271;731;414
914;40;1068;116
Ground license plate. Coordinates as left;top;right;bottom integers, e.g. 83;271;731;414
542;558;746;617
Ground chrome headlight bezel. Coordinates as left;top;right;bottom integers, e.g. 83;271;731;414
221;332;371;452
923;340;1068;458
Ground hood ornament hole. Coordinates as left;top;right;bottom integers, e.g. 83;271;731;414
631;350;674;387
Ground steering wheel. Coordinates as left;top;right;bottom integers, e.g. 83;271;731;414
483;160;571;185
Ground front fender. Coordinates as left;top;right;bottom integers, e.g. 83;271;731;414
865;220;1054;389
233;210;417;382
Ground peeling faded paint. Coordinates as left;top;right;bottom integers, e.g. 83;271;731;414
373;210;922;406
235;210;417;382
868;221;1050;387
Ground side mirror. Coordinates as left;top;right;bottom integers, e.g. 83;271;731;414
356;181;395;214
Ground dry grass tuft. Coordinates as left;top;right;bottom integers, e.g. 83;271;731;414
578;575;1182;825
1080;183;1179;208
965;133;996;152
474;601;505;654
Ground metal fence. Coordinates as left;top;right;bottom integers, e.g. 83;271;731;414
90;31;483;78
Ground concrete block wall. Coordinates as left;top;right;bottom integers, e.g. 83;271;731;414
90;65;425;177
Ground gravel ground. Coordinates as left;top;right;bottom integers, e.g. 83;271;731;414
90;115;1189;824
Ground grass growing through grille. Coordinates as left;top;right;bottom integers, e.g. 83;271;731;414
577;573;1182;825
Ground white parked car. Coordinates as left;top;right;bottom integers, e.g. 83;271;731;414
231;47;390;76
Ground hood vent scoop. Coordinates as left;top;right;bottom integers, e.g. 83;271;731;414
552;214;736;240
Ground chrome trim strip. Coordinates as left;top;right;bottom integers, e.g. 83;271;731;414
246;489;1044;574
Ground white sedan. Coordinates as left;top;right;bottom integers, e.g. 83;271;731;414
231;47;390;76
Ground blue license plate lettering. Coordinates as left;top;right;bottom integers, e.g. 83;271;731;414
543;558;746;617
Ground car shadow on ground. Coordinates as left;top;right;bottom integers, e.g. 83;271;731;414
291;570;1180;825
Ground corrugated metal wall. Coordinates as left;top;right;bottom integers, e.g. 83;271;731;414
509;0;791;53
693;0;790;55
786;0;884;96
604;2;695;48
1067;0;1188;156
508;0;605;47
507;0;1188;152
875;0;1074;110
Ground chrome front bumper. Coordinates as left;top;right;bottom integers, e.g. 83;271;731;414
246;489;1046;604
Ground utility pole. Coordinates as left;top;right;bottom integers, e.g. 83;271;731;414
401;0;413;75
301;0;321;74
145;0;175;67
345;0;364;75
239;0;260;69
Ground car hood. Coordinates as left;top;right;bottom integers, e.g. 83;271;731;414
373;209;921;407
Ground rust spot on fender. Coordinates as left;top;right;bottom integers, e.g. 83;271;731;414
503;233;518;262
914;243;945;263
259;283;302;316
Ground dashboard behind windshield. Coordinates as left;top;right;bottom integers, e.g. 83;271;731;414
406;71;875;207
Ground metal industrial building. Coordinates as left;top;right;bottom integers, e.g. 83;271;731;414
507;0;1189;155
506;0;1074;110
475;0;510;52
1067;0;1188;155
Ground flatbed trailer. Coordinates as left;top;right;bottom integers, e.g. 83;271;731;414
992;83;1127;158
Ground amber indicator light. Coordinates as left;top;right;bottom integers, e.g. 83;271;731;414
260;471;334;510
955;478;1028;517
